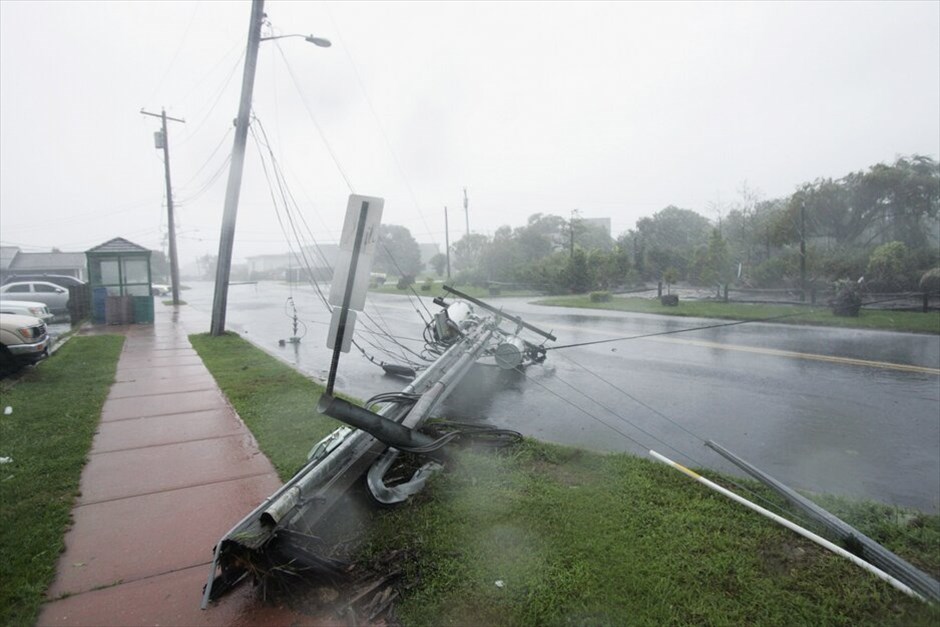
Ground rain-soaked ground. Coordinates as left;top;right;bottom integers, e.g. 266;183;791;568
178;281;940;513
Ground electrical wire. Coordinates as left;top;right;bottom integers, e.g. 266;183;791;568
248;115;430;369
325;8;437;245
545;309;819;352
274;42;355;193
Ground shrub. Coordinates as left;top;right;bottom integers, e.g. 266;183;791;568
830;279;862;317
397;275;415;289
867;241;913;290
590;291;611;302
920;267;940;294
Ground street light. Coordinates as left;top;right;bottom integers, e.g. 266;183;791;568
210;0;330;336
260;33;332;47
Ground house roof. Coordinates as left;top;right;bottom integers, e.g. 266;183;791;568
10;251;86;271
86;237;151;255
0;246;19;270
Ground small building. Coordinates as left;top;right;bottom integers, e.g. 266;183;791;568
85;238;154;324
0;247;88;283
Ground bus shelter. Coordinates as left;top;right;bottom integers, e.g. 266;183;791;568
85;237;154;324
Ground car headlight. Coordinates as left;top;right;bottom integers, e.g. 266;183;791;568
28;307;43;316
17;326;34;340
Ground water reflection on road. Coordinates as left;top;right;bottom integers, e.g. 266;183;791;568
178;281;940;512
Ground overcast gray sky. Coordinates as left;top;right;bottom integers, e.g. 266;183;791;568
1;1;938;267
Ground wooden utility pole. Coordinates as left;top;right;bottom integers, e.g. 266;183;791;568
463;187;469;237
800;199;807;302
141;108;185;305
444;205;451;279
210;0;265;336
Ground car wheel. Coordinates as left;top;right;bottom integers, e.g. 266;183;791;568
0;346;22;378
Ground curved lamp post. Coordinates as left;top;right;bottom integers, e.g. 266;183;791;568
210;0;330;335
260;33;332;47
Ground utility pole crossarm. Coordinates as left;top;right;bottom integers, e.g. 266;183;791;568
140;109;186;124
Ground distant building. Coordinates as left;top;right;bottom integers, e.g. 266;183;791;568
246;244;340;282
0;247;88;282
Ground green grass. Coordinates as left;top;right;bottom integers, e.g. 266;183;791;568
0;335;124;627
364;442;939;626
191;334;939;625
188;332;340;480
536;295;940;334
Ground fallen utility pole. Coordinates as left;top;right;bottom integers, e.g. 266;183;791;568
650;450;925;602
202;284;553;607
203;193;554;606
705;440;940;603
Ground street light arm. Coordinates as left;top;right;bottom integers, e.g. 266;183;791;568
259;33;331;47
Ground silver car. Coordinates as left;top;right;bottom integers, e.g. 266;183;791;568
0;281;70;314
0;299;54;322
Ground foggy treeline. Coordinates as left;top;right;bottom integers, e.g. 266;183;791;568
423;155;940;295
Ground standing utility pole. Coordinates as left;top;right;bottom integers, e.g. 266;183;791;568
800;199;807;302
444;205;451;279
210;0;265;336
569;209;579;258
463;187;469;237
141;108;185;305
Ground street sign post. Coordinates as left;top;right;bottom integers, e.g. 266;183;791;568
326;194;384;392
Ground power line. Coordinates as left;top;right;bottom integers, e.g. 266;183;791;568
274;42;355;193
325;9;437;246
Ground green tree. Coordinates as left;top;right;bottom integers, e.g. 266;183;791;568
428;253;447;277
662;267;678;294
701;228;730;286
866;241;912;290
374;224;422;277
632;206;711;280
566;248;591;293
451;233;490;273
481;226;519;282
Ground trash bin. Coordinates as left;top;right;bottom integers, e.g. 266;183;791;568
133;295;154;324
92;287;108;323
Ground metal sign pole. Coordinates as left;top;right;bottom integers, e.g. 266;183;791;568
326;200;370;396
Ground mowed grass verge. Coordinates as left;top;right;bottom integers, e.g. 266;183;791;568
0;335;125;627
193;333;939;625
536;295;940;334
363;443;939;626
189;332;340;480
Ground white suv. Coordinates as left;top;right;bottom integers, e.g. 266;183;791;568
0;300;55;322
0;313;50;375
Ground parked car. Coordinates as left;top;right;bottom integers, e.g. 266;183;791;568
2;273;85;289
0;281;70;314
151;284;171;296
0;313;50;375
0;299;54;323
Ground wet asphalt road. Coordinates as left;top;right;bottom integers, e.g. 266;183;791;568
179;281;940;512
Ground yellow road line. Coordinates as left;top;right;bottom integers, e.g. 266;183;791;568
649;337;940;375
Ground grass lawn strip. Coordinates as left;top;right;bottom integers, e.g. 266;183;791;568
188;332;341;480
192;333;939;625
0;335;124;627
537;295;940;335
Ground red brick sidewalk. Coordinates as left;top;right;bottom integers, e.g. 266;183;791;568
37;317;323;626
